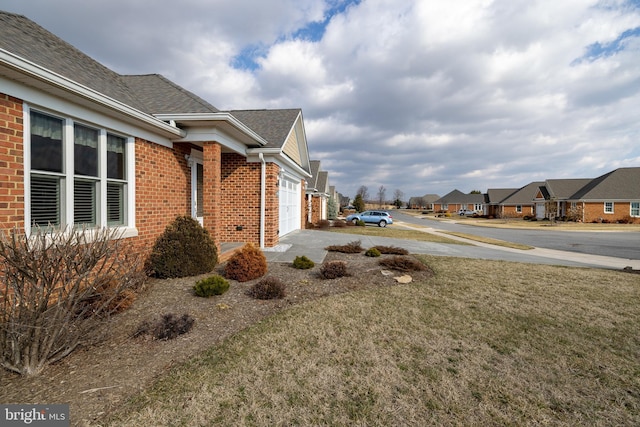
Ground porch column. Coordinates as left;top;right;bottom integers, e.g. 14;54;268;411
203;142;222;252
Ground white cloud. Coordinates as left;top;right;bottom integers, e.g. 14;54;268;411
2;0;640;199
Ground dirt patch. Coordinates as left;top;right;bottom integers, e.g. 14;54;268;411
0;253;433;426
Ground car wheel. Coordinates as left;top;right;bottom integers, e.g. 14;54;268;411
352;218;359;225
378;220;387;227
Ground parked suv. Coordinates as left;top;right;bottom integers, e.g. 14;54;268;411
345;210;393;227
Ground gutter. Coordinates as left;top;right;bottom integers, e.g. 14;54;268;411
259;153;266;249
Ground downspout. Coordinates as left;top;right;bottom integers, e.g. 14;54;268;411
259;153;266;249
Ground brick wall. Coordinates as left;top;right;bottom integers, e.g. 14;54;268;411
0;94;24;230
582;201;637;223
310;196;322;224
265;163;280;246
132;139;192;257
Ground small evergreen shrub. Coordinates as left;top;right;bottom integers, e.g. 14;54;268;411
320;261;349;279
147;216;218;278
379;256;428;272
325;240;363;253
373;245;409;255
365;247;381;257
293;255;315;269
356;219;366;227
193;275;230;297
246;277;286;300
134;313;195;340
224;243;267;282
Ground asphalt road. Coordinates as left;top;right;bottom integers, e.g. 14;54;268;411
391;211;640;260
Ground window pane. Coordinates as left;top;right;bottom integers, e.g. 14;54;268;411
74;125;98;176
107;134;125;179
31;111;63;172
74;179;96;226
196;163;204;217
31;175;60;227
632;202;640;217
107;182;124;225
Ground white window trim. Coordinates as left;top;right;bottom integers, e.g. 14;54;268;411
186;148;204;225
631;202;640;217
604;202;614;214
24;103;137;238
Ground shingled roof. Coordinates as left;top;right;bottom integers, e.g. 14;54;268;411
0;11;145;111
121;74;219;114
229;109;301;148
570;167;640;200
0;11;219;117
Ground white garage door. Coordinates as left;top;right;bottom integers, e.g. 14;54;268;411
279;176;300;236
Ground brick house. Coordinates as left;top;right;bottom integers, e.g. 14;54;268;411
536;168;640;222
486;182;542;218
306;160;330;224
433;190;485;214
408;194;440;211
0;11;311;257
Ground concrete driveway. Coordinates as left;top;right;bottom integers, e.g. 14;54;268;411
264;228;640;271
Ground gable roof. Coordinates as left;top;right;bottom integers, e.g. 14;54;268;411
501;181;545;205
486;188;518;204
121;74;219;115
436;189;484;204
308;160;321;191
229;109;302;149
544;178;593;200
570;167;640;200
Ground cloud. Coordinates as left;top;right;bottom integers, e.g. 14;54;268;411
3;0;640;200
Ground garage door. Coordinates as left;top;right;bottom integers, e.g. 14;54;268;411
279;176;300;236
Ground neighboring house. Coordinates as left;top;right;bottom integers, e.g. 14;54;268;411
434;190;485;214
487;182;543;218
561;167;640;223
534;178;592;219
408;194;440;210
305;160;330;224
0;11;311;256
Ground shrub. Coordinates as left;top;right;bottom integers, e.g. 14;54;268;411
193;275;230;297
331;220;347;228
356;219;366;227
325;240;363;253
317;219;331;229
0;227;146;376
320;261;349;279
224;243;267;282
292;255;315;269
147;216;218;279
365;247;381;257
246;277;286;300
379;256;428;272
373;245;409;255
134;313;194;340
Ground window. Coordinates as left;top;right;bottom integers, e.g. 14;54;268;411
631;202;640;217
516;205;522;213
474;204;483;211
604;202;614;214
28;109;131;232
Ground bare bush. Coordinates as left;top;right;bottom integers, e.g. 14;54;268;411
325;240;363;253
379;256;429;272
0;227;146;376
133;313;194;340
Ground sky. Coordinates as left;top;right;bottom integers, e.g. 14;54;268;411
3;0;640;201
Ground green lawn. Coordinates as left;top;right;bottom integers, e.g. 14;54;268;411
105;257;640;426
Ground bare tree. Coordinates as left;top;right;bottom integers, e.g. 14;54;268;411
377;185;386;208
356;185;369;203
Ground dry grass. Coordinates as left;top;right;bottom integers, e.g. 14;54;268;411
105;257;640;426
329;226;469;244
442;231;534;249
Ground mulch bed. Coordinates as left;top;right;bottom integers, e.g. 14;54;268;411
0;252;433;426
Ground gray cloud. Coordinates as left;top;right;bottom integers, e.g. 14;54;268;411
3;0;640;200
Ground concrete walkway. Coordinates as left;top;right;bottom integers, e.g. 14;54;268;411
263;225;640;271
